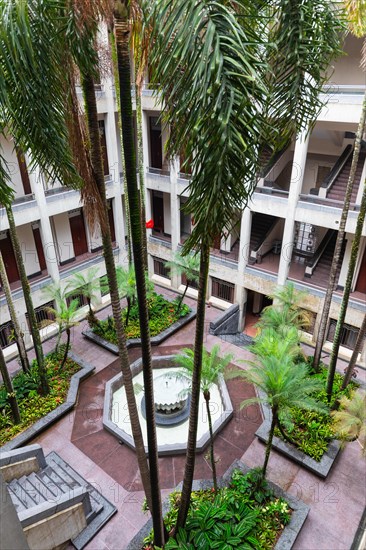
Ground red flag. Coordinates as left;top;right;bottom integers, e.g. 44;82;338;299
146;219;154;229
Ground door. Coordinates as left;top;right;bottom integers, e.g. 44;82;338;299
0;234;20;283
69;213;88;257
16;148;32;195
355;248;366;293
32;227;46;271
152;193;164;233
149;116;163;169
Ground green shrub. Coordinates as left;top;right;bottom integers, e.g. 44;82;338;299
94;293;190;344
143;470;291;550
0;354;80;445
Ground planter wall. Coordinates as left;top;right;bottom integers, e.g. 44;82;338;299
127;459;310;550
1;352;95;451
82;309;196;355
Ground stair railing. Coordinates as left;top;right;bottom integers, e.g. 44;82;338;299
305;229;335;277
310;144;353;198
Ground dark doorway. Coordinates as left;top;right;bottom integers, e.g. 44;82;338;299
152;192;164;233
213;233;221;250
69;213;88;257
149;116;163;169
0;234;20;283
32;227;46;271
16;149;32;195
355;248;366;294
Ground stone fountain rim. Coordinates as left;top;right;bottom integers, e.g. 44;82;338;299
103;355;234;456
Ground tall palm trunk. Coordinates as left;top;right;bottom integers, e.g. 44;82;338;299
0;345;21;424
110;32;132;265
263;406;278;478
0;252;29;373
136;89;148;271
327;182;366;402
114;5;164;546
175;242;210;531
204;389;217;492
81;73;152;511
5;204;49;395
177;282;189;314
313;91;366;371
342;314;366;389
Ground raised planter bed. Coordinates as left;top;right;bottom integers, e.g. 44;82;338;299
255;392;340;478
127;459;310;550
82;308;196;355
1;352;95;451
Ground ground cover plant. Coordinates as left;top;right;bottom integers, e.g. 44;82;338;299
0;348;80;445
142;468;291;549
93;292;190;343
274;361;357;461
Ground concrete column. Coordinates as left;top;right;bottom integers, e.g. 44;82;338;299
237;207;252;330
277;131;309;286
338;236;353;289
169;157;181;290
0;473;29;550
29;166;60;282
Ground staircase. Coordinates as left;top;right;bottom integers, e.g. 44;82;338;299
250;213;277;252
1;445;116;550
310;232;345;287
327;150;365;203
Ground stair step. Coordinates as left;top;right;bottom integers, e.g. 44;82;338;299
38;466;75;494
27;472;60;501
7;486;27;513
8;480;38;509
17;476;47;506
46;458;84;490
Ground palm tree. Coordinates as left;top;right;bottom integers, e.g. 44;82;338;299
4;202;49;395
331;391;366;457
0;345;21;425
67;266;101;328
146;0;343;530
0;251;30;373
165;251;200;313
43;283;79;369
173;345;234;491
342;314;366;390
230;349;327;477
327;181;366;402
0;0;154;518
113;2;164;542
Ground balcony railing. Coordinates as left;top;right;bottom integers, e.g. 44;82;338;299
147;167;170;177
12;193;35;205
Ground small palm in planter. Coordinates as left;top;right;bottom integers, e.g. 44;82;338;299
173;344;234;491
229;334;327;478
331;391;366;457
165;251;200;313
66;266;100;328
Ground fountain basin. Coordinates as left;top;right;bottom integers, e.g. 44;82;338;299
103;355;234;456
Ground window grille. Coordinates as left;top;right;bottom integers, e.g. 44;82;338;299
327;319;360;350
153;257;170;279
0;321;15;348
211;277;234;303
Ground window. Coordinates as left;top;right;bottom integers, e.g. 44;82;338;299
211;277;234;303
182;273;199;290
34;302;55;329
0;321;15;348
327;319;360;350
153;257;170;279
66;290;88;309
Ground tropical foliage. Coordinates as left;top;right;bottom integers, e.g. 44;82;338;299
332;391;366;457
143;469;291;550
93;293;190;342
165;251;200;313
0;349;80;445
67;267;101;328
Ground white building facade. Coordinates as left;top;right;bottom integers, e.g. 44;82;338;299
0;33;365;364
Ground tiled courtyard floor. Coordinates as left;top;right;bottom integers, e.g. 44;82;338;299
3;287;366;549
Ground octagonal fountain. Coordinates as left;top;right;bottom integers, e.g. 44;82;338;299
103;355;234;455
